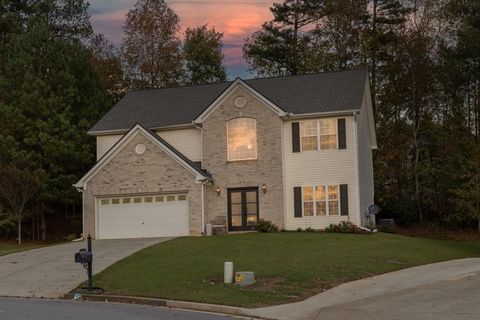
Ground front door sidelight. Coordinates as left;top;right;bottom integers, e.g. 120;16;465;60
228;188;259;231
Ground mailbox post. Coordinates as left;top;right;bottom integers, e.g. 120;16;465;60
74;234;94;292
86;234;93;291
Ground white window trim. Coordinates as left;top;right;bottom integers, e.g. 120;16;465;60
226;118;258;161
300;119;339;152
301;184;340;217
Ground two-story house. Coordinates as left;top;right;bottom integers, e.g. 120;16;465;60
74;69;376;239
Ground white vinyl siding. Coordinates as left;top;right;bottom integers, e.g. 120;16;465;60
157;128;202;162
357;91;375;226
284;116;359;230
95;128;202;161
96;134;123;161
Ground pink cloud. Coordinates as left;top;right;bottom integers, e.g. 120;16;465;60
89;0;277;77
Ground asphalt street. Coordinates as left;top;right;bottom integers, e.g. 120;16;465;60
0;297;240;320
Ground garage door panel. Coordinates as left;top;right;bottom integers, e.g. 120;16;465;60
97;194;189;239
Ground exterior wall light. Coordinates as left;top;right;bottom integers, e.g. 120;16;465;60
216;186;221;195
262;184;267;193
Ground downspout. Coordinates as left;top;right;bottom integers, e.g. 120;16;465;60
201;181;205;235
352;111;362;227
73;184;86;239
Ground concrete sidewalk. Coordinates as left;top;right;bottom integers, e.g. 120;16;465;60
247;258;480;320
0;237;170;298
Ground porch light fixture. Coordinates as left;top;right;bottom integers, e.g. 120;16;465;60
262;184;267;193
216;186;221;195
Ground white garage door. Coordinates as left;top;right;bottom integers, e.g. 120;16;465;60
97;194;189;239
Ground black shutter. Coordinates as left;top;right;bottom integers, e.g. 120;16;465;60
338;118;346;149
294;187;302;217
292;122;300;152
340;184;349;216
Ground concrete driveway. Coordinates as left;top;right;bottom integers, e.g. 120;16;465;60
0;238;170;298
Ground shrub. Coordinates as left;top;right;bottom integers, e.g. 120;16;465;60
296;228;303;232
324;221;370;234
305;227;316;232
256;219;278;233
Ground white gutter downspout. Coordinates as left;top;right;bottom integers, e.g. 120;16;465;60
73;184;86;239
352;111;362;227
201;181;205;235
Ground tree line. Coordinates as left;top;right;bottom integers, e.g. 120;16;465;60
0;0;479;243
244;0;480;229
0;0;227;243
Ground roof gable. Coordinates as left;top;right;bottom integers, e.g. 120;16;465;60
194;78;287;124
75;124;211;189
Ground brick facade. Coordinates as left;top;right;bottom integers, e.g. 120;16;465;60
202;86;285;229
83;132;202;238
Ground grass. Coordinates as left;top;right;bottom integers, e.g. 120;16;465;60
0;242;49;256
92;232;480;307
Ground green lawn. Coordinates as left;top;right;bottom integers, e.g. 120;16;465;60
92;232;480;307
0;242;47;256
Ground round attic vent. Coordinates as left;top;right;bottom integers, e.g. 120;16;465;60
134;143;146;155
234;96;247;108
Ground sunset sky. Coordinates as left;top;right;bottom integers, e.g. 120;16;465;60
88;0;277;79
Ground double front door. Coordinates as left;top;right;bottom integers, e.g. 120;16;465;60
228;187;259;231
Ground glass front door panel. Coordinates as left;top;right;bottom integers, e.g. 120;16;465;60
228;188;259;231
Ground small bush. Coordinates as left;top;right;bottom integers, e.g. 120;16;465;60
324;221;369;234
305;227;316;232
256;219;278;233
296;228;303;232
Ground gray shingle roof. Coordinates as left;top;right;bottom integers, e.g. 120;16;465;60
89;69;368;134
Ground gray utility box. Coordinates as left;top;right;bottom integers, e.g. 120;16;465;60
235;271;255;286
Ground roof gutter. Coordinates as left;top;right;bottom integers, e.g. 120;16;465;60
281;109;361;120
88;123;197;136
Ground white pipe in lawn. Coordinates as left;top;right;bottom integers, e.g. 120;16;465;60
224;262;234;284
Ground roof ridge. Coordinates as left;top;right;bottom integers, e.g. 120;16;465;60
127;68;368;93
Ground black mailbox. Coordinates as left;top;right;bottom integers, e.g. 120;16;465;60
75;248;92;264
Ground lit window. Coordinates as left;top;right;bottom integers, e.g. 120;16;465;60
320;119;337;149
112;198;120;205
178;195;187;201
300;185;341;216
101;199;109;205
303;187;314;216
167;195;175;201
301;121;318;151
328;185;339;215
227;118;257;161
315;186;327;216
300;119;337;151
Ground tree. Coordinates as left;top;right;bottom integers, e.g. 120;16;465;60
0;167;42;244
0;0;92;43
183;25;227;85
0;19;111;240
243;0;325;76
313;0;369;70
88;33;127;102
122;0;183;88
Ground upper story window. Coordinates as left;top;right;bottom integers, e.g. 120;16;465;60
300;119;337;151
227;118;257;161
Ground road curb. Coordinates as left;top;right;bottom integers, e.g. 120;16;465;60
63;293;271;319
